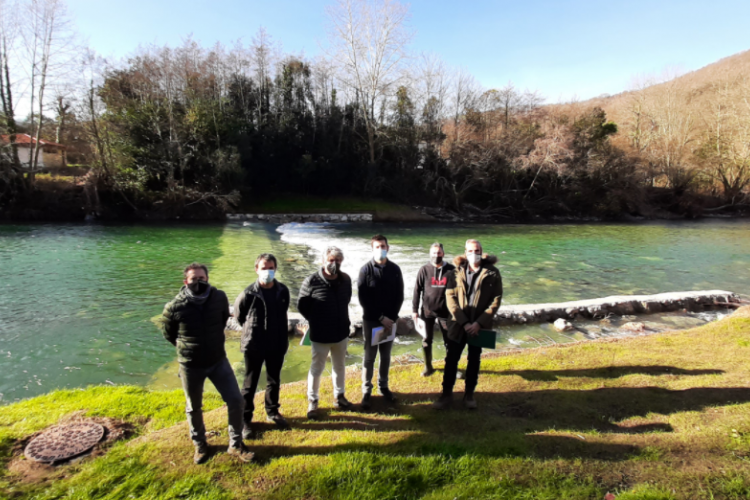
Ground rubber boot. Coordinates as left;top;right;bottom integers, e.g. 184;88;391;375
421;345;435;377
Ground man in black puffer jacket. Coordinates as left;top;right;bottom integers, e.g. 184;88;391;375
297;246;353;419
233;254;291;437
161;263;252;464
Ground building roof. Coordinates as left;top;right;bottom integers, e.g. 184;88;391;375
0;133;66;149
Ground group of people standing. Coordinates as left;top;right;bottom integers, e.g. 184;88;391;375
160;235;503;464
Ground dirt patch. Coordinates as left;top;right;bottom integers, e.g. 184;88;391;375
7;413;136;485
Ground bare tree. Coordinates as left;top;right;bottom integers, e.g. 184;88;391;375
326;0;413;164
21;0;77;181
0;0;21;173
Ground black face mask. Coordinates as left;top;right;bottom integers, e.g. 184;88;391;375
188;280;209;295
325;262;340;275
431;256;443;265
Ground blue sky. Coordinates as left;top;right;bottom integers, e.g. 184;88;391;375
68;0;750;102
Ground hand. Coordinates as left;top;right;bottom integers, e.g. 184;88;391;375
464;322;480;337
411;313;419;323
381;317;395;330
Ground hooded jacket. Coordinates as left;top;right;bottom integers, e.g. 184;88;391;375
412;261;456;319
161;285;230;368
297;268;353;344
233;280;290;353
445;254;503;343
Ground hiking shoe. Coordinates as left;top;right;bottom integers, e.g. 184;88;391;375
432;393;453;410
380;388;398;404
334;394;353;410
227;444;254;463
421;365;435;377
360;393;372;411
463;393;477;410
266;413;290;429
193;441;209;464
242;424;255;440
307;400;320;420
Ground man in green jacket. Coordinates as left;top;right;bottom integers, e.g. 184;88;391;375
433;240;502;410
161;263;253;464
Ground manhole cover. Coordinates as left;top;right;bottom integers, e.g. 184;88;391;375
25;422;105;463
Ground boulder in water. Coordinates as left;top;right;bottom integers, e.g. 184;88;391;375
553;318;574;331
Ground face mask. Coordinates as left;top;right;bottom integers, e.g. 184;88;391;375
325;262;340;275
467;253;482;266
431;256;443;265
373;249;388;261
188;280;209;295
258;269;275;284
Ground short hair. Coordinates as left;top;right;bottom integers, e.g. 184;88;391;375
430;242;444;252
255;253;278;269
324;246;344;261
371;234;388;247
465;239;482;252
184;262;209;278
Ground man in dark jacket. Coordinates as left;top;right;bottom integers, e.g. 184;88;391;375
358;234;404;409
412;242;455;376
161;263;253;464
434;239;502;410
233;254;290;438
297;246;354;419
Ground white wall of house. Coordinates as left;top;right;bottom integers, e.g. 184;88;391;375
16;146;65;168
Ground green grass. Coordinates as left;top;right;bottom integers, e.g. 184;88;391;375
3;310;750;499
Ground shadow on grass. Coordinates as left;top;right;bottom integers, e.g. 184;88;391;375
488;365;725;381
246;384;750;463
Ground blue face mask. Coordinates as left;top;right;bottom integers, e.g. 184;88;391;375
258;269;275;284
373;248;388;261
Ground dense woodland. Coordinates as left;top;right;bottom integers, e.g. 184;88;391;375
1;0;749;220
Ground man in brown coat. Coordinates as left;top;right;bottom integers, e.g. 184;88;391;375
433;239;503;410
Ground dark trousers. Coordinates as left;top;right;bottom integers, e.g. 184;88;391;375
442;336;482;395
179;357;244;448
242;342;288;423
362;319;394;394
422;317;447;348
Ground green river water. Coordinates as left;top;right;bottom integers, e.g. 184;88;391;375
1;220;749;403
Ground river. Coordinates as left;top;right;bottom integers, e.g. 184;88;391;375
1;220;749;403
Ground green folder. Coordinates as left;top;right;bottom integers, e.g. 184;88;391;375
467;329;496;349
300;330;312;346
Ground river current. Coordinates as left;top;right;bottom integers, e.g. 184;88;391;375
1;220;749;403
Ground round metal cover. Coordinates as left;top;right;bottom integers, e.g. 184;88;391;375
25;422;105;463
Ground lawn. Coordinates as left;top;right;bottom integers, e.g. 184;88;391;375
2;308;750;499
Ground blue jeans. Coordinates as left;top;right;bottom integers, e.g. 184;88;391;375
179;357;244;448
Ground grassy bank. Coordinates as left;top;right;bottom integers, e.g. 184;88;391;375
3;309;750;499
235;196;436;222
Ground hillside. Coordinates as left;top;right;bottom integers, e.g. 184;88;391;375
3;309;750;499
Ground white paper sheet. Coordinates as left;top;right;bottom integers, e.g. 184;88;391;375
371;323;397;345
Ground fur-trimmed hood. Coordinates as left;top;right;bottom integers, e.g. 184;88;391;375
453;254;498;267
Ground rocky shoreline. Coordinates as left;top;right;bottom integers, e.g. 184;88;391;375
224;290;745;339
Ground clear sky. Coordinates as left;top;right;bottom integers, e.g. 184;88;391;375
67;0;750;103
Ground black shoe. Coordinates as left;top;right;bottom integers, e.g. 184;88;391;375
421;365;435;377
463;393;477;410
334;394;353;410
193;441;209;464
266;413;290;429
242;424;255;440
361;393;372;410
380;388;398;404
307;400;320;420
432;393;453;410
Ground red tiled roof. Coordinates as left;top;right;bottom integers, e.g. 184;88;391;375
0;133;66;149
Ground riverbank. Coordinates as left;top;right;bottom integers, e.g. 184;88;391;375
3;308;750;499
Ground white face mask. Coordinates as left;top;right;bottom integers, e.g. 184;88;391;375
467;253;482;266
373;248;388;261
258;269;275;284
